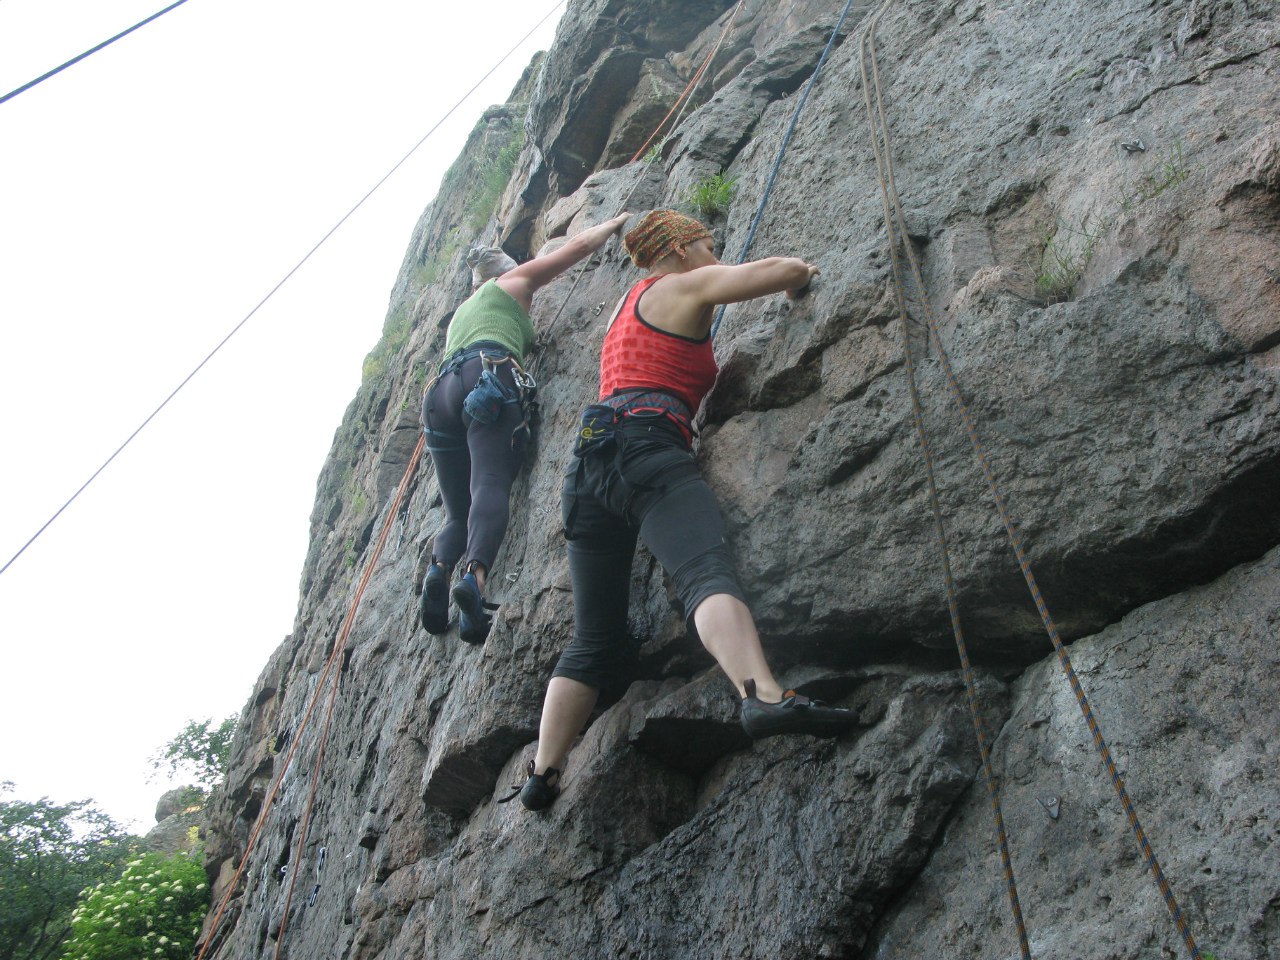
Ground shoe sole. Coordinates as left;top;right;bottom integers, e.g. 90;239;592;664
452;580;482;617
452;579;491;644
519;782;559;811
420;577;449;634
741;707;860;740
743;718;856;739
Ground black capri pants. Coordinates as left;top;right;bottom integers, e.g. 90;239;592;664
554;413;747;691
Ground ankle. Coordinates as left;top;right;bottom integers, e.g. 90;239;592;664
742;678;783;702
464;561;487;592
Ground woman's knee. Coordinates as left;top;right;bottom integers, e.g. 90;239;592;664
670;544;747;622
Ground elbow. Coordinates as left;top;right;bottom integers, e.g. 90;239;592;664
564;230;601;260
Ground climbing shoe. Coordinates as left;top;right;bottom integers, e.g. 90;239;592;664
739;678;860;740
420;562;449;635
497;760;561;811
451;570;496;644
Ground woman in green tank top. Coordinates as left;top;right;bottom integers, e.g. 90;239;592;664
420;211;630;643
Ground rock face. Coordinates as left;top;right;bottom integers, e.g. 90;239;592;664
200;1;1280;959
144;786;205;856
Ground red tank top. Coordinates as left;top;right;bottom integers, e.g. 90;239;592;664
599;276;718;415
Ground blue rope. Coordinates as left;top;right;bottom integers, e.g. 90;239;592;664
710;0;857;339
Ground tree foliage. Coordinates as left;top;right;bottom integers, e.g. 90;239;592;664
149;716;237;790
59;850;208;960
0;783;142;960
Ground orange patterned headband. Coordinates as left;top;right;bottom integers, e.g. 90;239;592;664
623;209;712;268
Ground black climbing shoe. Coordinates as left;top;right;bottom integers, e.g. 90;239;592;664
739;678;860;740
497;760;561;811
420;562;449;635
451;570;496;644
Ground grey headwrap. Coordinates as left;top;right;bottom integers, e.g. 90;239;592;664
467;245;518;289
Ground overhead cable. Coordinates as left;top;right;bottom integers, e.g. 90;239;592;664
0;1;194;106
0;0;567;577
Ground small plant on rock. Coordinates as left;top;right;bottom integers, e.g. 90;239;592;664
1120;140;1190;210
1035;214;1106;303
686;171;736;218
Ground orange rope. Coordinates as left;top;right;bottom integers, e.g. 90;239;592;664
196;433;425;960
628;0;745;163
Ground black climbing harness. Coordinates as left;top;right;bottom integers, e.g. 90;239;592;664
422;340;539;450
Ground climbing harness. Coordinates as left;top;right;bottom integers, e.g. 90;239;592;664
856;3;1204;958
603;388;696;444
423;342;539;449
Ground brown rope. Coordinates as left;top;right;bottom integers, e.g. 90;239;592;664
858;4;1202;957
856;4;1030;956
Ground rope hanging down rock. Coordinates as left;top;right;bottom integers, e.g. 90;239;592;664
195;434;426;960
857;4;1204;958
709;0;858;340
856;3;1031;956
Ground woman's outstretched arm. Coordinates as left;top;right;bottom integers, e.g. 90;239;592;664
497;212;631;310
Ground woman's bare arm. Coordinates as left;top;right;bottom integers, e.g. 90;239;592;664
643;258;819;337
497;213;631;310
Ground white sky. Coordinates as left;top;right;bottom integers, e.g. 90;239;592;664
0;0;563;831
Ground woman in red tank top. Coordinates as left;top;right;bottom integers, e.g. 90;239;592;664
510;210;861;811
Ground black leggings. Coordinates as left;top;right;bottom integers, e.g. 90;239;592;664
554;415;746;691
422;355;527;573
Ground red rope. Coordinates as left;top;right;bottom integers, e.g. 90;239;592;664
628;1;746;163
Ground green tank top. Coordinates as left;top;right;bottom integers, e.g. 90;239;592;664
440;280;534;368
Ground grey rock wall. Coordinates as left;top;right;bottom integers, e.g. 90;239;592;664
201;1;1280;958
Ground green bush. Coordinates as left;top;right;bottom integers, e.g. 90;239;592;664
1;784;142;960
60;851;209;960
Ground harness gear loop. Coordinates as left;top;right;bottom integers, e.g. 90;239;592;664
479;350;539;449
